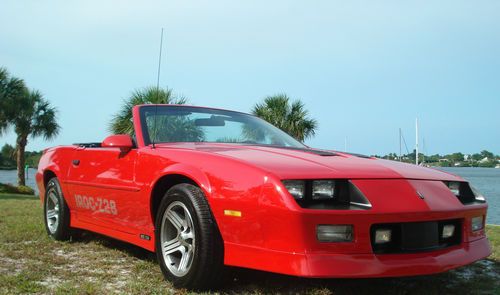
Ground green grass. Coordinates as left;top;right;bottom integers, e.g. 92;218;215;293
0;193;499;294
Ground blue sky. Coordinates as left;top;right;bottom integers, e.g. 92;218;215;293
1;1;499;155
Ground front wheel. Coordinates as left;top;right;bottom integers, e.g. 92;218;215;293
155;183;224;290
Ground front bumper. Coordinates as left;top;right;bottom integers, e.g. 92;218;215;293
225;229;491;278
305;237;491;277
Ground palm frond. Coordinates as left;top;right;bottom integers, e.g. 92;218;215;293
0;68;26;135
109;86;188;135
252;94;318;142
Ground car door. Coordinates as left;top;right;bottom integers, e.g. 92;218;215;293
65;146;140;234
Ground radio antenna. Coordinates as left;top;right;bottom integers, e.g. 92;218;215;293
152;28;164;149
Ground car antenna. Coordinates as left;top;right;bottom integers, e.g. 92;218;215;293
152;28;164;149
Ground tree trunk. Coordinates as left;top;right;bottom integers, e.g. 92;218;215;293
16;135;27;186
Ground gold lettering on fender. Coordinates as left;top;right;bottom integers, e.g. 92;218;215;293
74;194;118;215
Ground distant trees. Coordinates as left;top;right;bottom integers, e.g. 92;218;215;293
480;150;495;160
252;94;317;142
448;152;465;163
0;144;16;169
375;150;499;167
0;67;60;185
426;154;441;163
0;144;41;170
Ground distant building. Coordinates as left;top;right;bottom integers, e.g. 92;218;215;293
479;157;489;164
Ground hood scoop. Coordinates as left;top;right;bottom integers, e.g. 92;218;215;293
341;152;372;159
266;146;338;156
303;149;338;156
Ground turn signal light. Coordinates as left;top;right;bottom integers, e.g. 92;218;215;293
472;216;484;232
317;225;353;242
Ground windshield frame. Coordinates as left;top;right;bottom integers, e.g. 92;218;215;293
138;105;307;148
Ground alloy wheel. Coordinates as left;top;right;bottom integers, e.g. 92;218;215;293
46;189;60;234
160;201;196;277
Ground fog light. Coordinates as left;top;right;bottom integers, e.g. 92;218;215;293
442;224;455;238
375;229;392;244
472;216;484;232
317;225;353;242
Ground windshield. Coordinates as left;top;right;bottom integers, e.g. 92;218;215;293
139;105;306;148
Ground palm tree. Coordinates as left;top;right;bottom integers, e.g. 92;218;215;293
11;89;60;185
0;68;26;134
109;86;187;135
252;94;318;142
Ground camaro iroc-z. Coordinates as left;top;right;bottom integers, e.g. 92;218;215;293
36;105;491;289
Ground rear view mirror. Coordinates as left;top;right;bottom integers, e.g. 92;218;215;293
195;116;226;126
102;135;134;151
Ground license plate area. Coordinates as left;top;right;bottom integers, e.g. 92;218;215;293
401;221;439;251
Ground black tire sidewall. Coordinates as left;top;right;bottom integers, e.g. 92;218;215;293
155;183;221;289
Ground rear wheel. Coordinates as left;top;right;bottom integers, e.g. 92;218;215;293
155;183;224;290
44;177;71;241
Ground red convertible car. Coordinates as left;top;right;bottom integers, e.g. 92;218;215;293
36;105;491;289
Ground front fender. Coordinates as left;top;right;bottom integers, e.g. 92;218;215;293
151;163;213;198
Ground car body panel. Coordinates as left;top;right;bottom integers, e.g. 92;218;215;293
36;104;490;278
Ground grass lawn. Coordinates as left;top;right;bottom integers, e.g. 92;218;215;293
0;193;499;295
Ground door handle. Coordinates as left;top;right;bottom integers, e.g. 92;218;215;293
72;159;80;166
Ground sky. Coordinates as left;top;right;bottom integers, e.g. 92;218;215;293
1;1;499;155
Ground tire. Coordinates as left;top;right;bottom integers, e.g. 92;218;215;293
43;177;71;241
155;183;224;290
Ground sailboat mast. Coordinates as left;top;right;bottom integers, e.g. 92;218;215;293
415;118;419;165
422;137;426;164
399;128;402;161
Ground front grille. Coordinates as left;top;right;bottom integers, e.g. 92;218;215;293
370;219;462;254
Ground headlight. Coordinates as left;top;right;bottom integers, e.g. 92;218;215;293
282;180;305;199
471;186;486;202
447;181;460;196
445;181;486;204
281;179;371;210
312;180;335;200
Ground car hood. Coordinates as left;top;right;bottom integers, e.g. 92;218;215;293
157;143;462;181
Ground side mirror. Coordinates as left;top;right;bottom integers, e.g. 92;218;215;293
102;135;134;151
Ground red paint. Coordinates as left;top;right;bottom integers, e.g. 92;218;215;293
102;134;134;150
36;104;491;277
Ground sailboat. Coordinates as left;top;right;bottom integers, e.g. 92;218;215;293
399;118;424;166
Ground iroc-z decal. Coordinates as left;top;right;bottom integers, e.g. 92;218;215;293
74;194;118;215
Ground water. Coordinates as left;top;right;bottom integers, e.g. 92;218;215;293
0;168;38;195
0;167;499;224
